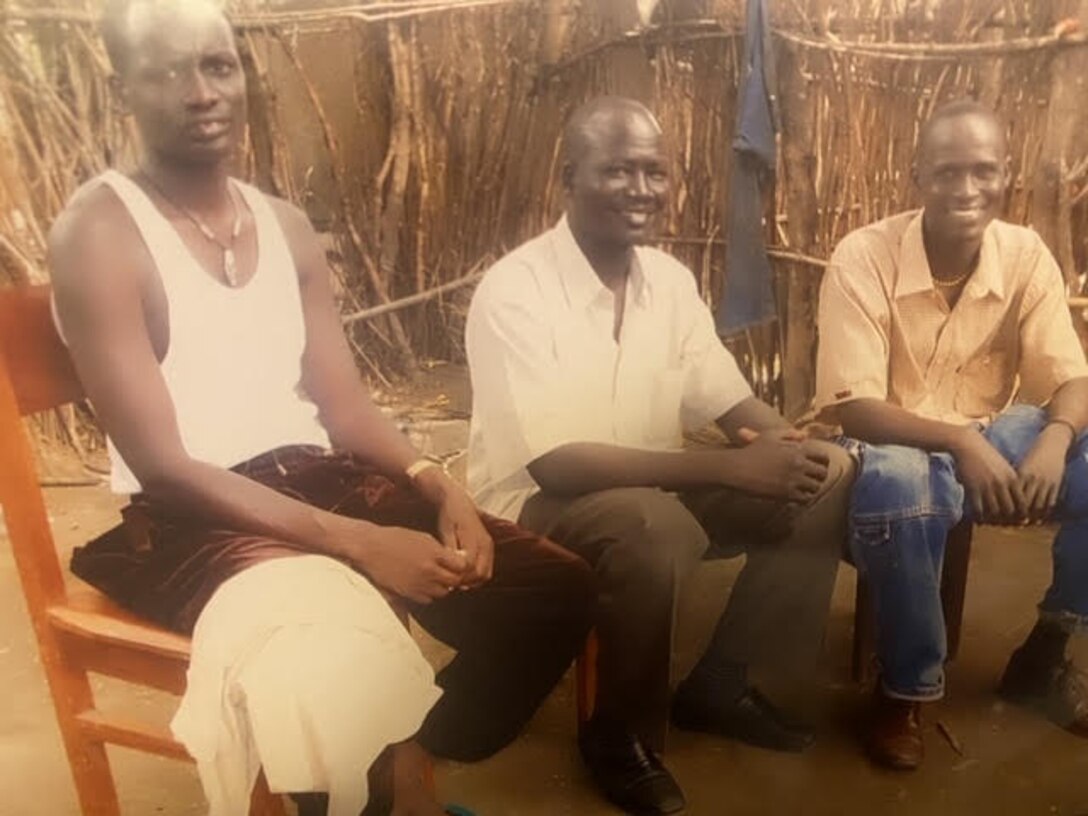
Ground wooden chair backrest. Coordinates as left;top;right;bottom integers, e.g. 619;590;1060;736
0;284;86;614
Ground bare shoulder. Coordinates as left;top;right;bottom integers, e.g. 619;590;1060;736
264;193;312;237
48;181;149;299
263;193;323;280
265;194;318;249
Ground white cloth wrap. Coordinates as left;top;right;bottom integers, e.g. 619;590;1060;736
171;555;442;816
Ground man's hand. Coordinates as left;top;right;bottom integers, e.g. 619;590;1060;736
414;468;495;588
731;426;830;503
347;521;470;604
1016;423;1071;523
951;427;1026;523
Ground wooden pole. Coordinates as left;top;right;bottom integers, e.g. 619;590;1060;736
776;33;820;420
1032;1;1088;289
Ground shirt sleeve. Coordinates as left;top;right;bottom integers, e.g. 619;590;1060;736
1017;239;1088;405
465;265;595;486
814;238;892;418
670;261;753;429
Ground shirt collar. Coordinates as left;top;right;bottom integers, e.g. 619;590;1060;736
551;215;651;311
895;209;1004;301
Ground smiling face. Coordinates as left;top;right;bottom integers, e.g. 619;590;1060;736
913;111;1009;251
113;1;246;169
564;106;668;255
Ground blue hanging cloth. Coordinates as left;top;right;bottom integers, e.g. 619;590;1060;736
716;0;779;334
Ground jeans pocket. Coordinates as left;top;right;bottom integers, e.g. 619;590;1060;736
849;520;892;572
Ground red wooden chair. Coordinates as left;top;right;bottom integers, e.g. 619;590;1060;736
0;284;285;815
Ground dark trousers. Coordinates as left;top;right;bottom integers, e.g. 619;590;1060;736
71;446;595;762
518;440;853;743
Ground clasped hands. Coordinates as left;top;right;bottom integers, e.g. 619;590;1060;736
731;425;832;505
350;470;495;604
953;424;1069;525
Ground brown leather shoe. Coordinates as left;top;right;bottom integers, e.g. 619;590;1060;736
865;686;924;770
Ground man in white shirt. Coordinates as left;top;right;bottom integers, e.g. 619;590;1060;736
466;96;854;816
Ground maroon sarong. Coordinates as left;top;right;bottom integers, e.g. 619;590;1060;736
70;445;596;761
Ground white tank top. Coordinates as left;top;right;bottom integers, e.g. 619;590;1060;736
63;170;331;494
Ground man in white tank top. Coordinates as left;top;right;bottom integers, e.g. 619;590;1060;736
49;2;594;814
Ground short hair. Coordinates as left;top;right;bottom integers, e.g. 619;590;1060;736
561;96;662;171
99;0;228;75
916;98;1006;161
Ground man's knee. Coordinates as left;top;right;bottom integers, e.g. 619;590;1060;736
809;439;856;503
1061;440;1088;517
594;488;710;581
853;443;963;520
779;440;854;557
987;404;1047;464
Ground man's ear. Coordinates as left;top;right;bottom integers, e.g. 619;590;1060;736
909;160;920;189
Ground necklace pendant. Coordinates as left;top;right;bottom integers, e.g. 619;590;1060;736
223;249;238;286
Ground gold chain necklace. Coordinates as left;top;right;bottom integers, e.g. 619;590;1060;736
140;171;243;286
931;269;972;287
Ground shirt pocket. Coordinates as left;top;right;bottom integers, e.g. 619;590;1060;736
954;350;1016;418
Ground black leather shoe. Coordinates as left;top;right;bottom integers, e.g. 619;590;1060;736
578;716;686;815
671;681;815;753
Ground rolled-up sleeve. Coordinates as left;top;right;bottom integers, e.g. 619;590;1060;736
815;240;891;417
673;268;753;429
466;267;586;485
1017;240;1088;405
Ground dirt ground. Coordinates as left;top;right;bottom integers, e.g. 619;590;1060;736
3;365;1088;815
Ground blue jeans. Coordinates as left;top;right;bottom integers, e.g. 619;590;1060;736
845;404;1088;701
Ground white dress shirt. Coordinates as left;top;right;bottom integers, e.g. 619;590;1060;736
466;216;752;521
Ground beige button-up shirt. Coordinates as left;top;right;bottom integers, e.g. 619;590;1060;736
466;216;752;521
815;209;1087;425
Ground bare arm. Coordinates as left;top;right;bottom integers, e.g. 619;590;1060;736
1016;376;1088;521
527;436;828;503
838;397;1026;522
50;190;464;602
274;200;493;585
529;392;817;497
983;239;1088;521
1046;376;1088;434
837;397;971;453
275;201;422;475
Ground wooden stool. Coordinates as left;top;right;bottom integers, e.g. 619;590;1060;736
851;521;974;683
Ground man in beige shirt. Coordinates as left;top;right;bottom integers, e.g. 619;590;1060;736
816;99;1088;771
